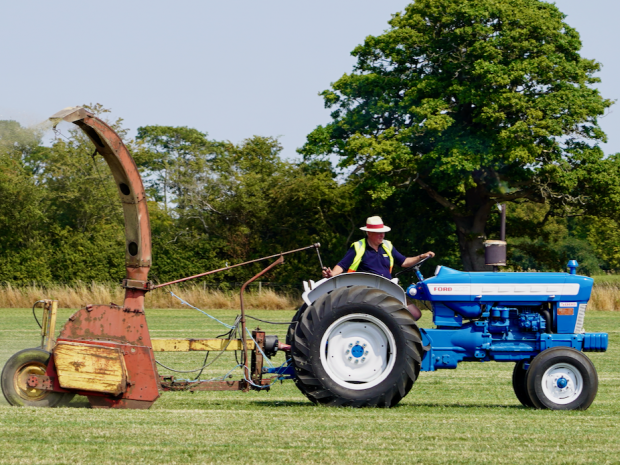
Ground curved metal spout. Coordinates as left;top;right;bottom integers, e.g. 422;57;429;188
49;107;152;310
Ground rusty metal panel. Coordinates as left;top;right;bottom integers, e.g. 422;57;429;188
54;339;160;406
120;344;159;403
54;342;127;395
151;338;255;352
59;305;154;346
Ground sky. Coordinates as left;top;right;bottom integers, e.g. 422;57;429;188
1;1;619;160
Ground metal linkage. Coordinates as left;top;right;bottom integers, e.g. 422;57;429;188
154;252;295;393
151;244;320;290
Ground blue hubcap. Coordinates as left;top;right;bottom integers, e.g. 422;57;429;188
556;377;568;389
351;345;364;358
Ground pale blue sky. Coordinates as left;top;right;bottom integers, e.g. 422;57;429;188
1;1;618;159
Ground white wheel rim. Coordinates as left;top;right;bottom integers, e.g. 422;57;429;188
541;362;583;405
319;313;396;391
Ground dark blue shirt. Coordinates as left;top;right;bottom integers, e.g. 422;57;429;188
337;241;407;279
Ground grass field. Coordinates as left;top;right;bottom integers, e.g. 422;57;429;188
1;307;619;464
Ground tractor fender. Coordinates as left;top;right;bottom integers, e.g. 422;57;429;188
302;272;407;307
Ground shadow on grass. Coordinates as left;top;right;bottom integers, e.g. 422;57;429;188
250;399;527;410
404;401;525;410
248;400;314;408
65;396;92;409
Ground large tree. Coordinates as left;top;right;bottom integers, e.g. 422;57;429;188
300;0;616;270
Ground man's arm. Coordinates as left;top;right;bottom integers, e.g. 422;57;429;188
322;265;344;278
401;251;435;268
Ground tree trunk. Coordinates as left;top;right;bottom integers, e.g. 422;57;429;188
452;190;494;271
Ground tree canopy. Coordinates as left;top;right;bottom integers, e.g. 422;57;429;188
300;0;618;270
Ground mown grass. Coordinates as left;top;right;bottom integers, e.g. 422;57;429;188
1;307;619;464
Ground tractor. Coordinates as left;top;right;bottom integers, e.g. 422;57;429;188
1;107;608;410
288;259;607;410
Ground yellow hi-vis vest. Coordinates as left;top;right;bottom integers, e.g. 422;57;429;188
347;239;394;274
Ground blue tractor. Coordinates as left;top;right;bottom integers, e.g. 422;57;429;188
287;258;608;410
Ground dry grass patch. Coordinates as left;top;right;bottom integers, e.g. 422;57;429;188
0;283;297;310
590;283;620;311
2;280;620;311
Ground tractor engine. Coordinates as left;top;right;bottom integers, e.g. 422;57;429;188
406;262;608;371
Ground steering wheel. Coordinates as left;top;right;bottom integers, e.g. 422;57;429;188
394;254;433;278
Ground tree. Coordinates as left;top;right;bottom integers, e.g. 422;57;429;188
300;0;616;270
135;126;220;213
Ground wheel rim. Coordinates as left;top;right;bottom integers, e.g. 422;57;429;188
319;313;396;391
13;362;49;401
541;362;583;405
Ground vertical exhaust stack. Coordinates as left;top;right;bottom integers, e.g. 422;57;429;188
484;204;507;271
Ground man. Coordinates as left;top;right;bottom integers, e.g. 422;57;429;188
322;216;434;320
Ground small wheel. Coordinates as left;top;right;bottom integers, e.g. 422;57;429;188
1;348;74;407
512;360;535;407
290;286;423;407
526;347;598;410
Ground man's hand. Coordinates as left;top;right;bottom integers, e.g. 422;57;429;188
322;265;344;278
402;251;436;268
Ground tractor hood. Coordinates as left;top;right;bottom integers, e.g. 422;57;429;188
408;266;594;305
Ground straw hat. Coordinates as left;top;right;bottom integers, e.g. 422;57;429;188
360;216;391;233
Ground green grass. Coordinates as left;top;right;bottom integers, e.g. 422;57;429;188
1;308;619;464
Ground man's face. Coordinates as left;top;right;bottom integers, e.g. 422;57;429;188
367;231;385;247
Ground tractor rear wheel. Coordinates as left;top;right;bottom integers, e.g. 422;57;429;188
1;348;74;407
286;303;313;399
290;286;423;407
526;347;598;410
512;360;535;407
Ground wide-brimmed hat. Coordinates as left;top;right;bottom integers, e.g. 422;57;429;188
360;216;391;233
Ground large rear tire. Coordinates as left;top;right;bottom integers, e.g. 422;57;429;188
526;347;598;410
1;348;74;407
290;286;423;407
286;303;312;399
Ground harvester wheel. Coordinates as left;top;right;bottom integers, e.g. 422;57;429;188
526;347;598;410
290;286;423;407
512;360;535;408
1;348;74;408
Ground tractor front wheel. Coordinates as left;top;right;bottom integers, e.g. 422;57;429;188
1;348;74;407
512;360;535;408
526;347;598;410
290;286;423;407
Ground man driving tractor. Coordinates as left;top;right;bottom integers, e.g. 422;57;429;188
322;216;434;320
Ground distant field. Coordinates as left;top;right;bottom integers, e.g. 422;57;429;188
592;275;620;286
1;307;619;464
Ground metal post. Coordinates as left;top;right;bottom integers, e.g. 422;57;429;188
40;300;58;352
46;301;58;352
40;300;50;349
500;203;506;242
239;255;284;390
